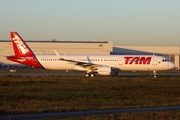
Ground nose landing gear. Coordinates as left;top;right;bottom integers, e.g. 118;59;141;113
153;71;157;78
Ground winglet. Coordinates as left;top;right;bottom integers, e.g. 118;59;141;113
54;50;64;60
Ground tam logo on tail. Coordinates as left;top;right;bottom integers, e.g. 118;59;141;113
12;34;29;54
10;32;34;56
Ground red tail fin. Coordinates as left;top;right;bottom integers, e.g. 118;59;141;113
7;32;44;69
10;32;34;56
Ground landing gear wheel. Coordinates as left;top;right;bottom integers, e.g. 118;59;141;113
85;73;90;77
85;73;95;77
90;73;95;77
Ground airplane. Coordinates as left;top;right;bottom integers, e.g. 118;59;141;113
7;32;175;77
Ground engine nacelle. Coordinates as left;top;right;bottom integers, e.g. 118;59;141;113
97;67;119;75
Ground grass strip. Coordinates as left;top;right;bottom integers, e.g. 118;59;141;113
0;76;180;115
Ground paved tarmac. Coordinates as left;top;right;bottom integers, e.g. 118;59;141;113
1;106;180;120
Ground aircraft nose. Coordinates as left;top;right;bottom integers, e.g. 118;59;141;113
168;62;175;69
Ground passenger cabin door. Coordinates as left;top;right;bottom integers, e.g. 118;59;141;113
152;56;157;65
119;58;123;65
76;57;81;62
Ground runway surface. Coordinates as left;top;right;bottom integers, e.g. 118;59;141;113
0;72;180;76
1;106;180;120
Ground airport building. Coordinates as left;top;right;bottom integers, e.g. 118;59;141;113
0;40;179;69
0;40;113;68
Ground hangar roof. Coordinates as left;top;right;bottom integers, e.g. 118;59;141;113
0;40;108;43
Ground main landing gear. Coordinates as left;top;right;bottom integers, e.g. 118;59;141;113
85;73;96;77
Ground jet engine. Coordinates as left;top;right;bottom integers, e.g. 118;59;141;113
97;66;119;76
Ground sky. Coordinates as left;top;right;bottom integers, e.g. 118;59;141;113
0;0;180;46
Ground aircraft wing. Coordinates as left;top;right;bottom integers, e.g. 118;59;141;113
54;50;105;69
62;59;102;68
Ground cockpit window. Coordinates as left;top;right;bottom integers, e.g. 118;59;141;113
162;59;169;62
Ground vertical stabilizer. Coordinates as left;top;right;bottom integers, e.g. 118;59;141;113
10;32;34;56
7;32;44;69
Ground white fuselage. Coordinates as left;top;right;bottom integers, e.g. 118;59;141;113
35;54;174;71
